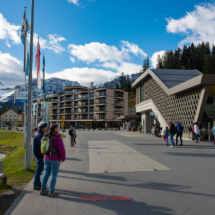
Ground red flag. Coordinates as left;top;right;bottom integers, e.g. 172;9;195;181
35;41;41;89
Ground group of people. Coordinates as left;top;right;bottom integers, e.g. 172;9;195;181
162;122;184;147
33;122;77;197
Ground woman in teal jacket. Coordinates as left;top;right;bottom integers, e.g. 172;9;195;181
212;121;215;145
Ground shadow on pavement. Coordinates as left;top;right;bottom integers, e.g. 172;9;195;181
58;170;127;181
54;189;174;215
165;152;215;158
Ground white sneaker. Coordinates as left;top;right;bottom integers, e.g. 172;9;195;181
170;146;173;148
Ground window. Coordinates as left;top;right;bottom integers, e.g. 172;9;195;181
90;92;94;98
99;98;106;103
89;99;94;105
140;84;145;102
99;90;106;96
89;107;94;112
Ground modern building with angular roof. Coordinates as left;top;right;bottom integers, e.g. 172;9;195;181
132;69;215;137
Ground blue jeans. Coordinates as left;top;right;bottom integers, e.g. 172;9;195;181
42;159;60;193
169;134;175;146
195;133;200;141
34;157;44;186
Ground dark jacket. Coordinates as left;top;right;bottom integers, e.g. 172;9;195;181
167;123;176;135
33;130;44;158
176;122;184;133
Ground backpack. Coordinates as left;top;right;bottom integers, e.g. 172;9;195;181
41;135;59;156
69;128;74;136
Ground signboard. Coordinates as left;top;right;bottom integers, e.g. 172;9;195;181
14;90;27;103
150;112;155;117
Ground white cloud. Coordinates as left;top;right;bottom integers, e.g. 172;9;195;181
0;51;24;87
121;41;147;57
68;41;146;65
70;57;75;63
151;51;165;68
27;33;66;54
46;67;117;86
0;13;21;45
68;0;80;6
166;3;215;47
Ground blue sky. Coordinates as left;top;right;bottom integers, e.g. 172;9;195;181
0;0;214;87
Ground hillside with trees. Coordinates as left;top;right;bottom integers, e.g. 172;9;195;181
156;42;215;74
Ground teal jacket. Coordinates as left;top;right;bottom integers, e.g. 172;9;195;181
212;125;215;135
163;129;169;137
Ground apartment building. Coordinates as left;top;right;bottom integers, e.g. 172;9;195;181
49;86;128;129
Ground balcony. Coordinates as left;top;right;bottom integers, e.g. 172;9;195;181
65;116;72;120
75;102;88;106
115;109;124;112
77;94;88;99
60;111;65;114
65;97;73;101
65;110;72;114
115;93;124;98
50;105;58;109
95;92;106;97
74;116;88;120
50;117;58;120
89;109;94;112
95;108;106;112
60;103;73;108
95;116;106;120
50;99;59;102
74;109;88;113
49;111;58;114
115;101;124;105
95;101;106;104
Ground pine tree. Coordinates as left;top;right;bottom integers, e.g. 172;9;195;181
115;83;119;89
141;56;150;74
203;55;211;74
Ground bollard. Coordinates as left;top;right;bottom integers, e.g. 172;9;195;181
0;161;7;184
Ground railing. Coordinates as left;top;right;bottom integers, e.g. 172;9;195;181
50;106;58;108
65;110;72;113
50;112;58;114
95;101;106;104
60;98;65;101
95;92;106;97
61;104;73;107
94;116;106;119
115;94;124;98
50;117;58;120
89;116;94;119
89;102;94;105
115;109;124;112
89;94;94;98
95;108;106;112
65;117;72;120
89;109;94;112
66;97;73;101
51;99;59;102
115;101;124;105
60;111;65;114
77;95;88;99
74;110;88;113
74;116;89;120
75;103;88;106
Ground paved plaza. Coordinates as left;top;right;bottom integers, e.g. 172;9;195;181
6;131;215;215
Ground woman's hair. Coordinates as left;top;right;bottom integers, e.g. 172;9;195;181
49;124;59;137
34;128;38;132
166;126;168;129
50;124;58;132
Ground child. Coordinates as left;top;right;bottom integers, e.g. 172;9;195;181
163;127;169;146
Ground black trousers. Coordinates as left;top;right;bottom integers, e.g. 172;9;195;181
176;132;183;145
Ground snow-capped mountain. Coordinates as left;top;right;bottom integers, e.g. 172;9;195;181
95;73;140;89
0;78;79;110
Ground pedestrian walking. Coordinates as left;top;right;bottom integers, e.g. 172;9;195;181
33;122;48;190
40;124;66;197
211;121;215;145
194;122;200;143
163;127;169;146
151;123;154;136
69;124;77;147
176;122;184;146
167;121;177;147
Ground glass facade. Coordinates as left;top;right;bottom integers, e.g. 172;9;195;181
140;84;145;102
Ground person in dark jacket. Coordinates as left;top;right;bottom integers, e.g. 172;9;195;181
167;121;176;147
176;122;184;146
33;122;48;190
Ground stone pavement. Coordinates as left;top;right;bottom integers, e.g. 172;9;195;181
5;131;215;215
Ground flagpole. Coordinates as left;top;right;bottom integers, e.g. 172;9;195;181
43;53;45;122
23;7;27;149
26;0;35;170
36;37;40;126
